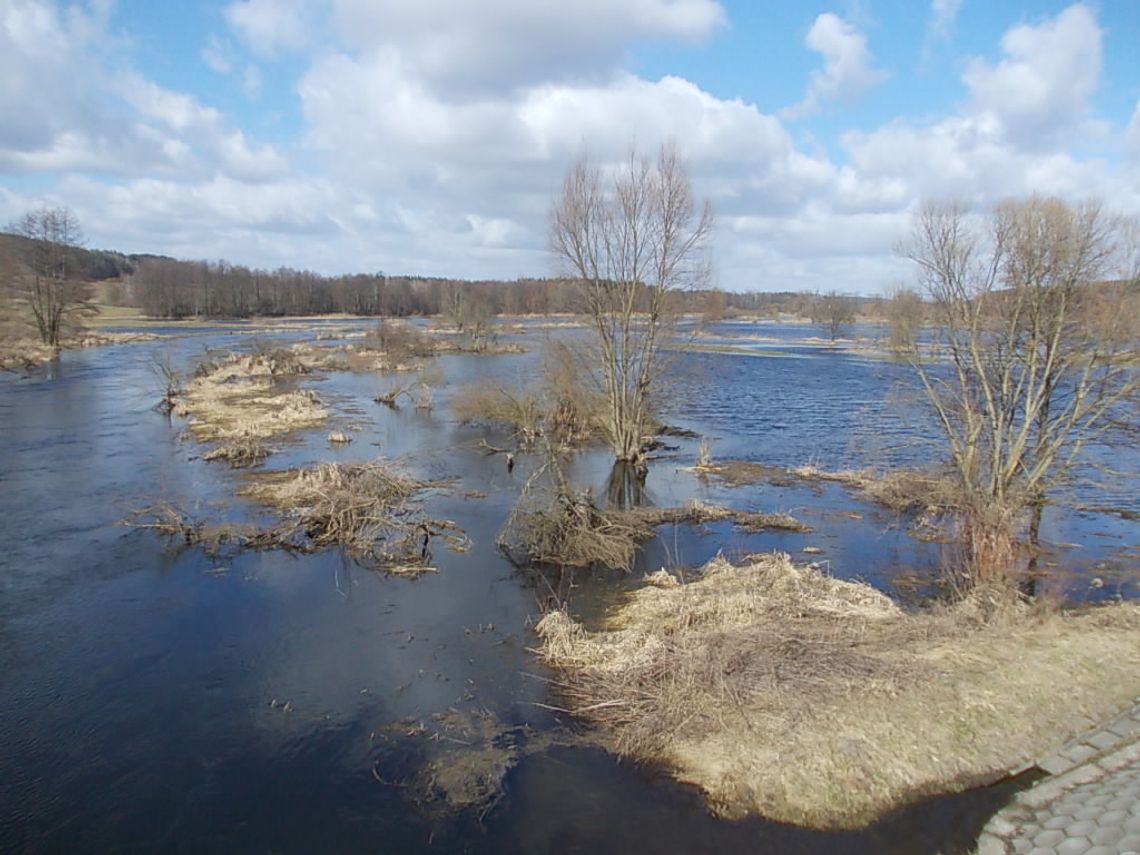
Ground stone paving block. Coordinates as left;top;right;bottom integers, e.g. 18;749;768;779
1106;718;1140;739
1117;833;1140;852
1065;820;1097;838
1084;731;1118;752
1097;808;1128;825
1024;848;1055;855
1054;837;1090;855
1032;829;1065;848
1062;744;1100;765
1089;824;1123;846
1125;815;1140;833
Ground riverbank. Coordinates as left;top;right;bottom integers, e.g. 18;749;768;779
536;554;1140;830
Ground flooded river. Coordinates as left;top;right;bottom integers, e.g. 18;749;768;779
0;320;1133;853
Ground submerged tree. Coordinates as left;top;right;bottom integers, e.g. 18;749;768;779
10;207;88;346
901;197;1139;588
550;143;713;463
815;290;856;343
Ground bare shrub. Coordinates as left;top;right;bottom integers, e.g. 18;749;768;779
453;382;544;444
362;319;435;359
542;340;607;444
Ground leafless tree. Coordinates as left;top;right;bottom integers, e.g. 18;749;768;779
10;206;88;346
883;283;925;352
900;196;1139;587
815;290;856;342
550;143;713;463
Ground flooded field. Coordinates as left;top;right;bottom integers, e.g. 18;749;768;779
1;319;1135;853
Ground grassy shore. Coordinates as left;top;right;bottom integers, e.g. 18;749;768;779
536;553;1140;829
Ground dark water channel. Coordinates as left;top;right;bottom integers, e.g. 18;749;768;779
0;320;1134;853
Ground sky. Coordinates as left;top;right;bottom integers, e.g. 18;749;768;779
1;0;1138;294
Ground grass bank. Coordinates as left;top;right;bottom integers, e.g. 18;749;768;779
536;553;1140;829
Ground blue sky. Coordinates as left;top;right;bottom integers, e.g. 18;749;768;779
2;0;1138;293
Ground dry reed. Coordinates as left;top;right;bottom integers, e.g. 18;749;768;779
535;553;1140;828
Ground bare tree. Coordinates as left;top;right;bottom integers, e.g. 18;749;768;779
883;283;925;352
814;290;856;342
10;207;88;346
900;197;1138;587
550;143;713;463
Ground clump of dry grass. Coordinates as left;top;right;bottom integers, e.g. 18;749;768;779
203;437;269;467
535;553;1140;829
617;500;811;534
174;351;328;448
243;461;467;571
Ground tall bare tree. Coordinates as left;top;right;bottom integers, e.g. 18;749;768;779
11;207;87;346
550;144;712;463
901;196;1138;587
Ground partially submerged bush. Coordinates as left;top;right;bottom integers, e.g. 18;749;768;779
453;383;544;443
243;461;467;571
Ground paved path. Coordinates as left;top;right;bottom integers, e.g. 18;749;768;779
976;701;1140;854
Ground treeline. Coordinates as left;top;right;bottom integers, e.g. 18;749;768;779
1;228;884;320
123;256;885;320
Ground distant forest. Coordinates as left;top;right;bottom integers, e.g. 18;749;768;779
0;232;876;320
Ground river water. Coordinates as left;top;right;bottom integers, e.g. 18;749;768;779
0;320;1133;853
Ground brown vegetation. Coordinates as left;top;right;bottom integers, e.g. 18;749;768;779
172;351;328;455
242;461;467;571
127;462;466;574
536;553;1140;828
900;196;1139;588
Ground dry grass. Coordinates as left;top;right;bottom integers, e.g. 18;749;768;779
535;553;1140;829
203;437;270;467
173;351;328;448
617;500;811;534
125;462;466;574
242;461;467;571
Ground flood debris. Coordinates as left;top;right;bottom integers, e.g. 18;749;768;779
535;553;1140;829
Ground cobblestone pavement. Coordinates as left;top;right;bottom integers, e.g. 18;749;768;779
976;702;1140;854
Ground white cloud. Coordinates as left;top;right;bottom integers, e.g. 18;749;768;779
927;0;962;43
782;13;888;119
223;0;316;57
4;0;1136;295
326;0;725;94
201;35;233;74
963;3;1103;149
